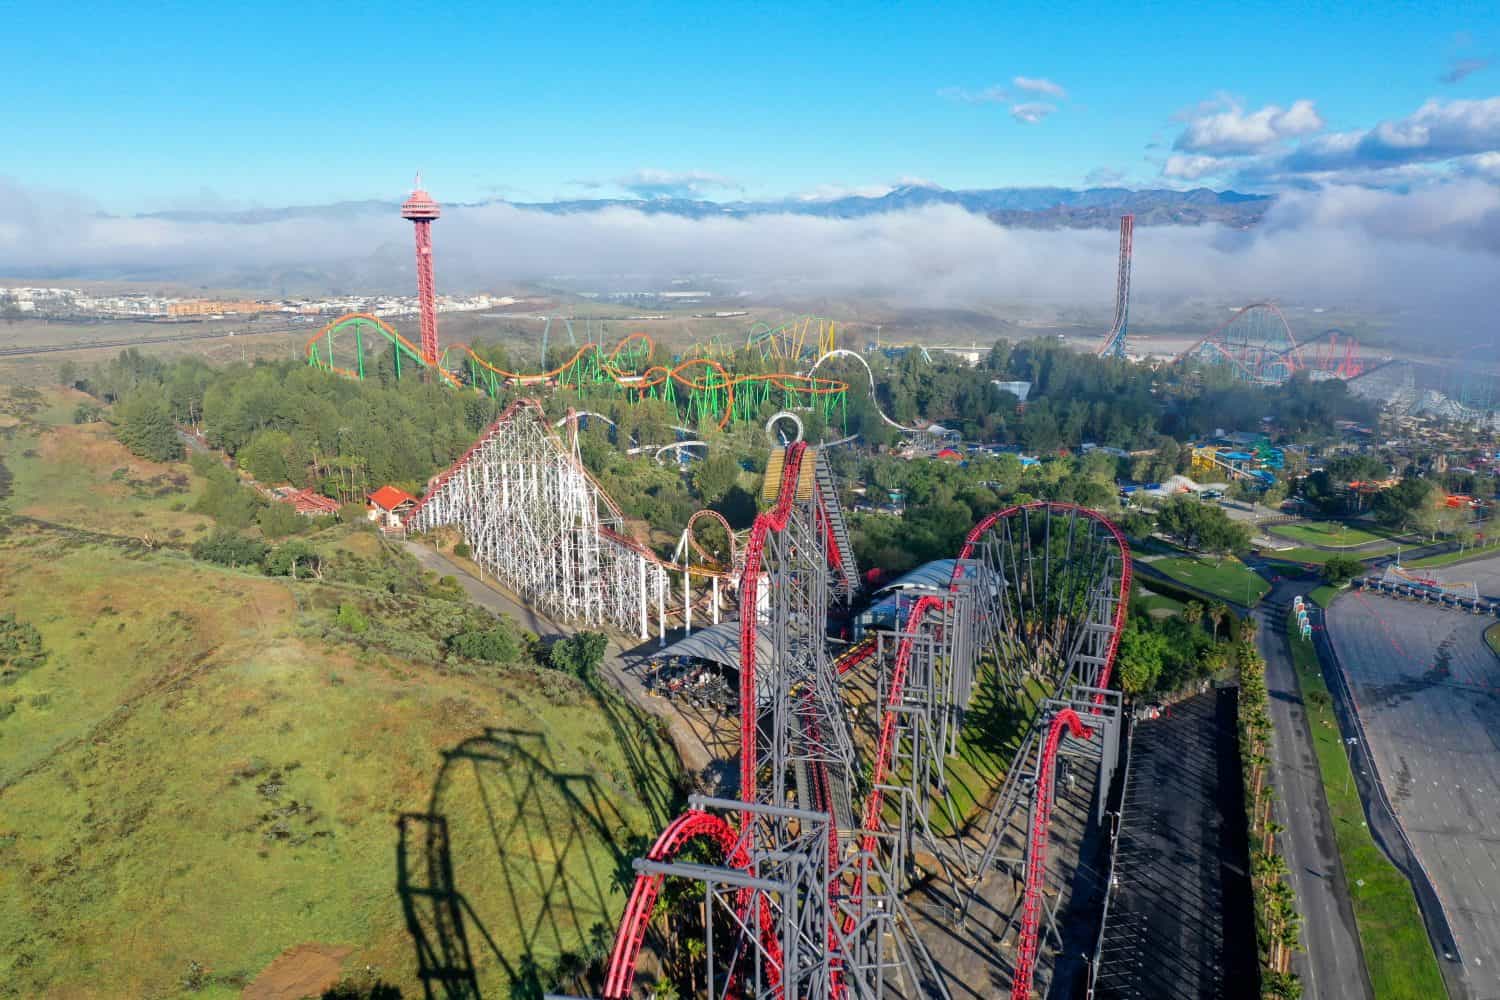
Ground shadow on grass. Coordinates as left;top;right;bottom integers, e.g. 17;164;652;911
398;727;659;1000
579;672;684;829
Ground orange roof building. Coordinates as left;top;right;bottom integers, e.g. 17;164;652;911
369;486;418;512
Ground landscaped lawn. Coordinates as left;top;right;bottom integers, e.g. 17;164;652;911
1152;555;1271;605
1404;541;1500;569
1485;621;1500;658
1267;544;1395;565
1269;520;1396;548
1308;583;1342;608
1285;616;1447;999
1134;592;1185;618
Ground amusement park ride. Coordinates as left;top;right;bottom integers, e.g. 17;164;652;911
365;181;1140;998
1174;303;1366;384
1095;215;1134;360
404;402;1132;999
305;313;858;432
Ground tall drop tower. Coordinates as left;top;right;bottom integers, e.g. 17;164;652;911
1096;214;1134;359
400;175;442;366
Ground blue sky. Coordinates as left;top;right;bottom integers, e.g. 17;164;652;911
3;0;1498;210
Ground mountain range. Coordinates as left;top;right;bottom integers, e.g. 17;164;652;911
144;185;1273;230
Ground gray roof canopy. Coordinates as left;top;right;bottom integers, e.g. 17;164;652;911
654;621;776;670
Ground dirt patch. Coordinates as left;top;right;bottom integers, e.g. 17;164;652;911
243;943;354;1000
40;422;192;482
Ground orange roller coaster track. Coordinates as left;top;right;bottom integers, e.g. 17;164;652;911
305;312;851;430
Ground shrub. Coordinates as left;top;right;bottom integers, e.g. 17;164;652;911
0;613;48;682
1320;554;1364;586
548;631;609;680
72;402;104;424
335;602;369;634
190;530;269;568
447;627;519;663
452;540;472;559
256;502;305;540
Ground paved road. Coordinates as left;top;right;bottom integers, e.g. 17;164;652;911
399;539;714;774
1327;591;1500;999
1254;577;1374;1000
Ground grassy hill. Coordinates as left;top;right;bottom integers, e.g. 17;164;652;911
0;386;681;999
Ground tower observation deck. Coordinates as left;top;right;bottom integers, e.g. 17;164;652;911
401;176;442;366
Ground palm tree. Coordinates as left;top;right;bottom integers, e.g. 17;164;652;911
1209;601;1230;641
1239;614;1260;643
1252;851;1279;889
1266;820;1286;855
1249;751;1271;801
1263;969;1304;999
683;936;706;996
1183;600;1205;628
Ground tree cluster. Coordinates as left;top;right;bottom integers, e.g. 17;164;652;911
1241;625;1303;998
549;631;610;681
1155;496;1252;558
1116;599;1238;697
115;393;182;463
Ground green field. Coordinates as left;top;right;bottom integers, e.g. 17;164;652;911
1308;584;1342;608
0;395;680;999
1403;541;1500;569
1285;617;1446;999
1134;591;1186;618
1152;555;1271;605
1486;622;1500;658
924;676;1048;838
1268;542;1397;564
1268;521;1393;548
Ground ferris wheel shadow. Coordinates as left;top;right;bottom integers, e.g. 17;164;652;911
397;727;653;1000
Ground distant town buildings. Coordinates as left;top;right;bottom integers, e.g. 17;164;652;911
0;285;516;322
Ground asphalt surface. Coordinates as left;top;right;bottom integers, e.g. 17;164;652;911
1093;690;1257;1000
1327;589;1500;999
1254;579;1374;1000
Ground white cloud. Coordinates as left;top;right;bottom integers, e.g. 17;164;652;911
1175;99;1324;154
794;183;896;202
1010;103;1057;125
792;176;941;202
2;178;1497;341
937;85;1009;104
613;168;739;199
1013;76;1067;100
1162;154;1230;180
1278;97;1500;173
1457;152;1500;181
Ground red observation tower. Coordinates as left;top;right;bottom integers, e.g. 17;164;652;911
400;175;442;366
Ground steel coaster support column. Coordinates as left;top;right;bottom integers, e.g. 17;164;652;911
657;566;667;647
638;557;649;640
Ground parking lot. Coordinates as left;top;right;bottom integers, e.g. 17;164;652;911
1326;589;1500;998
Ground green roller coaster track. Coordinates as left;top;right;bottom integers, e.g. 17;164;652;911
305;313;849;431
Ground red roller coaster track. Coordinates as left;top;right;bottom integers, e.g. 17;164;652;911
603;456;1132;997
601;808;777;999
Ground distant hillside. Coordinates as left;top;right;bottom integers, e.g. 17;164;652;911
142;185;1272;230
